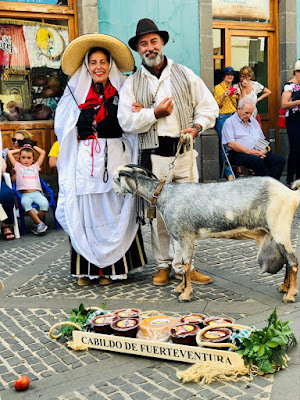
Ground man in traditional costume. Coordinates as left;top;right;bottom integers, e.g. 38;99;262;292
118;19;219;286
55;34;146;286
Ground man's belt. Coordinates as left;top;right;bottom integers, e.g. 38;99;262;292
152;136;184;157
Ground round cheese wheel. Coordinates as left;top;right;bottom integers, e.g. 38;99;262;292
140;315;177;342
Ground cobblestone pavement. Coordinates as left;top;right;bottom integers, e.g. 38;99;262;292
0;208;299;400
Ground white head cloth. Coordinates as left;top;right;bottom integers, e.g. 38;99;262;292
54;51;138;267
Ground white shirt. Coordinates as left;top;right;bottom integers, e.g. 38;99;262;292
118;58;218;138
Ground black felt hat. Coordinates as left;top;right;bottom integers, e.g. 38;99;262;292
128;18;169;51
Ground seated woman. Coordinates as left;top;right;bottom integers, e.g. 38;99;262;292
55;34;147;286
0;157;15;240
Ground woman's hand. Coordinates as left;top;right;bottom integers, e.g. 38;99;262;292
257;87;271;103
132;102;143;113
222;90;230;99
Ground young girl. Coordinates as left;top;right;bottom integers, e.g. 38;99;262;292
8;144;49;234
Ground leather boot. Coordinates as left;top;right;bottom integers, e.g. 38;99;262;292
153;269;171;286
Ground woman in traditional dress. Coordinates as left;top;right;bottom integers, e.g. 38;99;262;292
55;34;146;286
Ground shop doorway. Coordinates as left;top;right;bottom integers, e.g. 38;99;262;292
213;27;279;136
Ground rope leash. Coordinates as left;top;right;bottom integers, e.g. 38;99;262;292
164;132;194;182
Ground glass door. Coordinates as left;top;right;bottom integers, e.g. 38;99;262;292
230;32;269;117
228;30;277;136
213;27;278;136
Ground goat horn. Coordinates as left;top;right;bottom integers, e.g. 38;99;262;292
125;164;158;180
118;170;138;196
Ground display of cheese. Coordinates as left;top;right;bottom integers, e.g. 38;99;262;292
140;315;177;342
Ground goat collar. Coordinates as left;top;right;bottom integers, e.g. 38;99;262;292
151;178;166;207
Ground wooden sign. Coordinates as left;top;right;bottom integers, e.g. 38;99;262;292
72;331;244;367
212;0;270;21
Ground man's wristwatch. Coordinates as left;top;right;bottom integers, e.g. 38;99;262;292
193;126;202;136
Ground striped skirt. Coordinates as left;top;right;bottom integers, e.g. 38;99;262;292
70;229;147;279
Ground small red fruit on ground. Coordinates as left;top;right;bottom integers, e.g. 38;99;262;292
14;376;30;391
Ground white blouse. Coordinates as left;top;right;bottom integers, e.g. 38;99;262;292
234;81;264;118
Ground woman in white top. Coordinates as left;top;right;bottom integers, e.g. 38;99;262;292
281;59;300;186
235;66;271;125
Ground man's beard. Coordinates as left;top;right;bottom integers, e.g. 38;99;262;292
141;49;164;67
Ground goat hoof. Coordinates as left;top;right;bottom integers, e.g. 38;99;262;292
279;284;289;293
179;293;191;302
175;283;185;293
283;293;295;303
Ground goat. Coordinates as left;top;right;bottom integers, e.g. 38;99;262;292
113;165;300;303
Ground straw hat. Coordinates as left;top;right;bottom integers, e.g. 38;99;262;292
293;59;300;71
61;33;135;76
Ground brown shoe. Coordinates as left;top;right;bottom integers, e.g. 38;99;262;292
99;277;113;286
77;277;91;286
153;269;171;286
175;270;212;285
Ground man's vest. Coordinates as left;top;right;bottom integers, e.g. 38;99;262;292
132;62;194;149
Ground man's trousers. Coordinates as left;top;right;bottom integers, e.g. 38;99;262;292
150;150;199;273
228;151;285;180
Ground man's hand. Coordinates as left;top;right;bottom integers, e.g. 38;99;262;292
154;97;173;119
250;149;266;158
180;126;202;143
132;102;143;113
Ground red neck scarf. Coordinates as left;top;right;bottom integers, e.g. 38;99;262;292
79;81;117;123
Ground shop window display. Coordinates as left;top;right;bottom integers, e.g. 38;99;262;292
0;19;68;121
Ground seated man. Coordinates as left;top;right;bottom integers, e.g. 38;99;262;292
222;98;285;180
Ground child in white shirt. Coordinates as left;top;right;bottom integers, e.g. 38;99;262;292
8;143;49;234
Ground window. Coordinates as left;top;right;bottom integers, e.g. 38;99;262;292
0;0;77;122
213;28;225;85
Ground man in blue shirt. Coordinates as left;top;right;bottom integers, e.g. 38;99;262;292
222;98;285;180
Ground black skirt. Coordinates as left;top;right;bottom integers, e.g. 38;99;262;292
70;228;147;278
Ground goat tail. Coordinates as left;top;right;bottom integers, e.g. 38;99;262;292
291;179;300;191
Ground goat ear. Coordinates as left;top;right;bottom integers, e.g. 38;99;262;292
120;175;137;194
